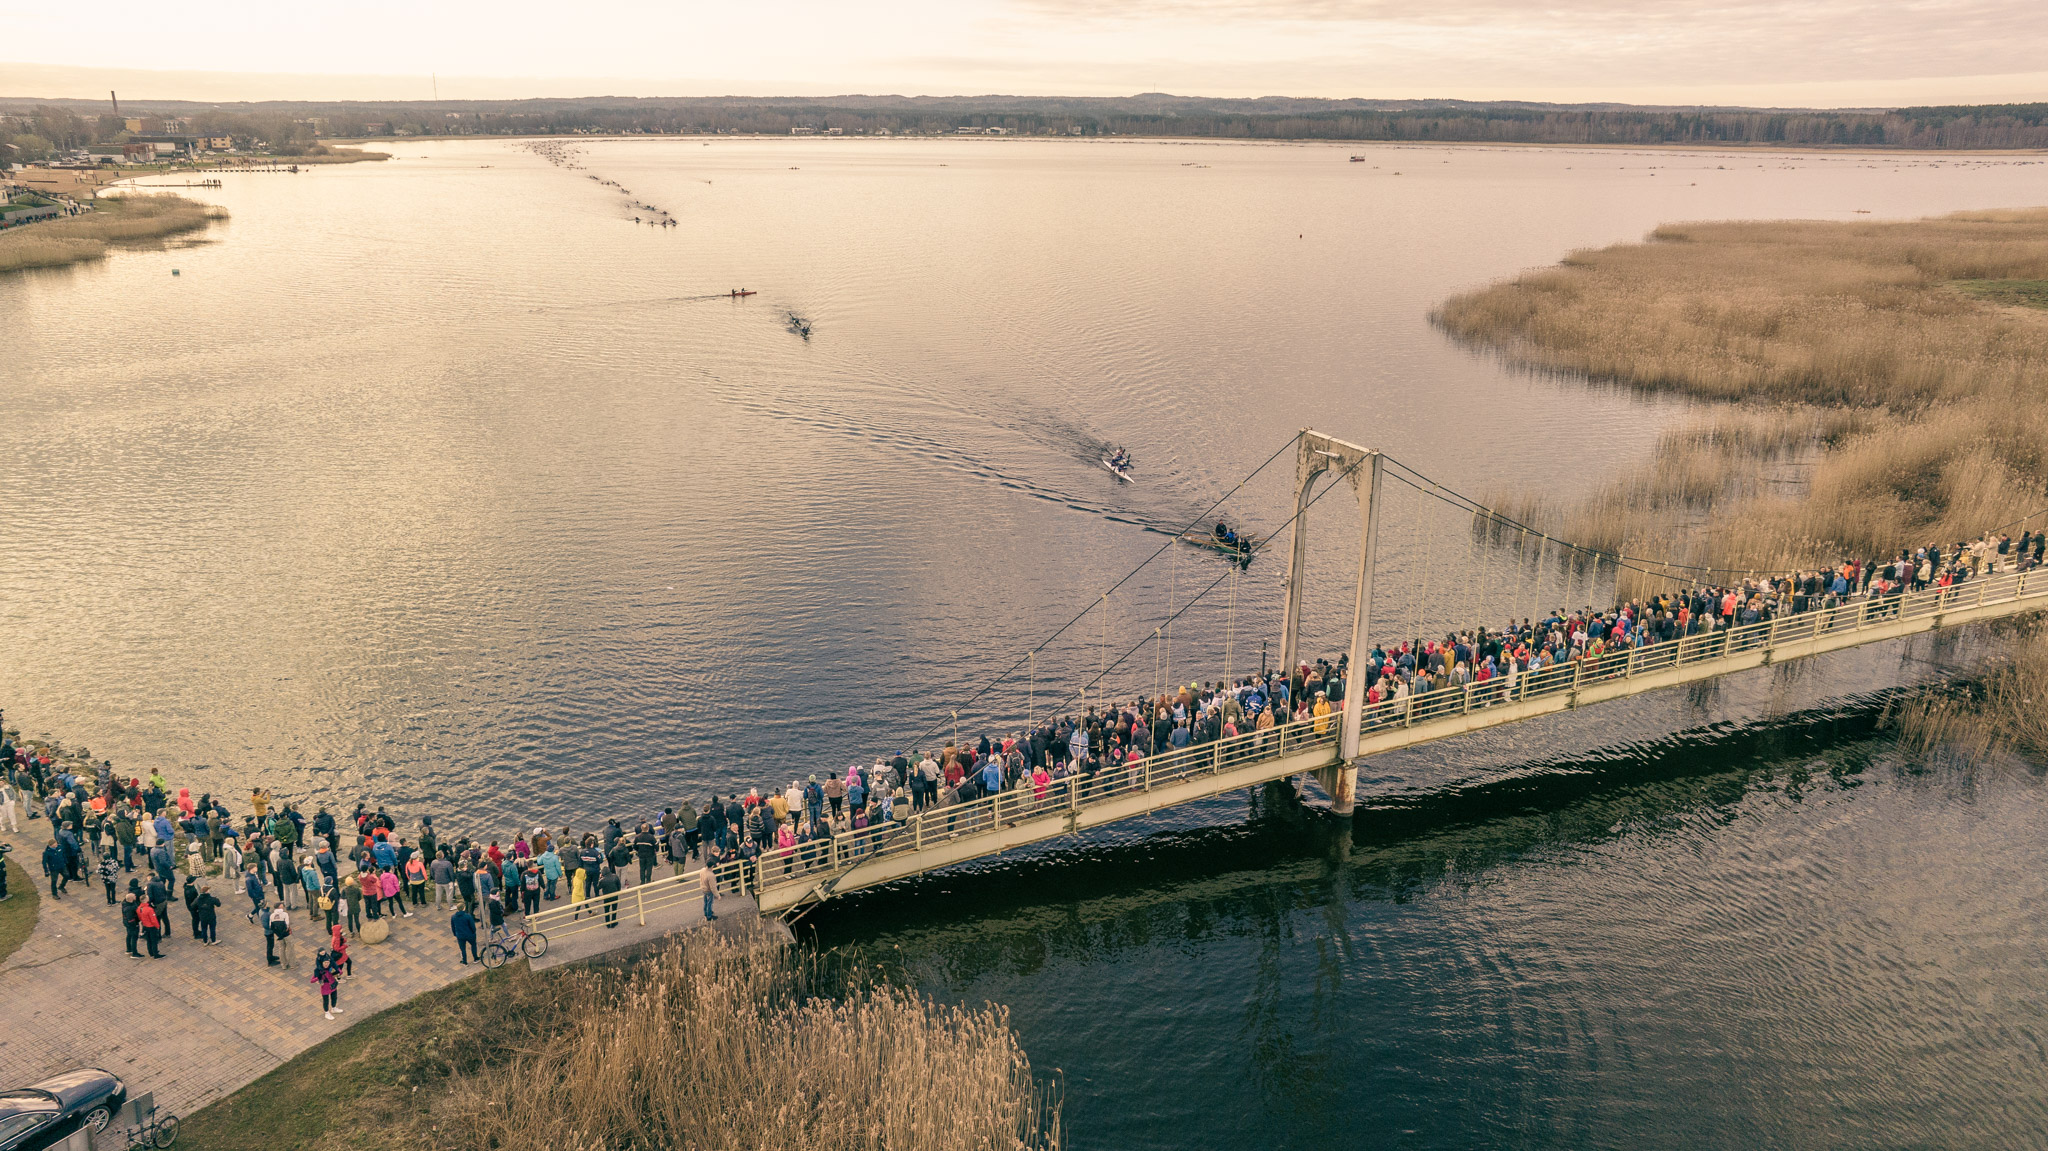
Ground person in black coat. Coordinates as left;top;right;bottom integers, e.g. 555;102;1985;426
597;867;623;928
145;875;173;949
193;883;221;945
121;891;142;956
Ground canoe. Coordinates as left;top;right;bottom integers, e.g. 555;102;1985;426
1102;458;1135;482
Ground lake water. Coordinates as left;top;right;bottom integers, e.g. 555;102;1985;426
5;137;2047;1148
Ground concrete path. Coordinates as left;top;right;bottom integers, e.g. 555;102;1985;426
0;820;747;1117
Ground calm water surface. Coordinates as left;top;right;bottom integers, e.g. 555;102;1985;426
5;138;2046;1147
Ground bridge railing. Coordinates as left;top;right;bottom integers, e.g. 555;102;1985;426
519;855;754;947
736;566;2043;904
744;712;1344;897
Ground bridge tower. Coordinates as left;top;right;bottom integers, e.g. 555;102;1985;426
1276;430;1383;816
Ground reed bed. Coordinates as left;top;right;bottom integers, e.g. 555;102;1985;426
1885;622;2048;761
437;929;1058;1151
1445;208;2048;749
0;193;226;273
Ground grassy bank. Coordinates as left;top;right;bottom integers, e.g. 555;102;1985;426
0;855;38;966
0;193;226;274
182;927;1059;1151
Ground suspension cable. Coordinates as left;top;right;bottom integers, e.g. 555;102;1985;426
902;431;1302;750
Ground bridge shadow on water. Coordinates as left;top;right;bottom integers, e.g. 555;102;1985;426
802;693;1899;964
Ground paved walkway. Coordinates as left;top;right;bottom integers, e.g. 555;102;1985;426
0;819;753;1117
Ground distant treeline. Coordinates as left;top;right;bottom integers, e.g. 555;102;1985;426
7;94;2048;150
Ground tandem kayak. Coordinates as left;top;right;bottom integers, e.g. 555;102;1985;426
1102;458;1135;482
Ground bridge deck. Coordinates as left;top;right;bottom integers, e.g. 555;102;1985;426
521;568;2048;942
748;568;2048;913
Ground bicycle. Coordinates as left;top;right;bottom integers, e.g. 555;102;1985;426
117;1092;180;1148
479;924;548;969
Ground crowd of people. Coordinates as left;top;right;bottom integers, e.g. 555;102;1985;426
1;526;2038;1019
0;746;735;1021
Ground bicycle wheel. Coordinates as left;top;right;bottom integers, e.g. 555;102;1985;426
480;942;508;969
151;1114;181;1148
522;930;548;958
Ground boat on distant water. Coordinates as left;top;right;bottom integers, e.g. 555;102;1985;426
729;289;756;297
1102;457;1135;482
1349;155;1368;162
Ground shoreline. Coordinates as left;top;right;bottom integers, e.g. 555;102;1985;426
329;131;2048;157
0;192;225;274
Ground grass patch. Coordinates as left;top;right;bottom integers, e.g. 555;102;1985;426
1954;278;2048;309
0;856;39;966
179;963;540;1151
0;194;226;274
182;927;1059;1151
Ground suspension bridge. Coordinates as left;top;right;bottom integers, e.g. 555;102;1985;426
524;429;2048;948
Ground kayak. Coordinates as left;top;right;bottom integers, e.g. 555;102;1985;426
1102;458;1135;482
1179;530;1259;558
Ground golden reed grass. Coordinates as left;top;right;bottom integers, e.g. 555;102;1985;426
0;193;226;273
433;928;1059;1151
1445;209;2048;576
1444;209;2048;751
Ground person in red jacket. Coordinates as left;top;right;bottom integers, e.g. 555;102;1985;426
136;897;163;959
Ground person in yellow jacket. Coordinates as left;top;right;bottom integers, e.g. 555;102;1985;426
1311;691;1332;736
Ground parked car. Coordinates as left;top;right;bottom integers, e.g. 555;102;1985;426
0;1069;128;1150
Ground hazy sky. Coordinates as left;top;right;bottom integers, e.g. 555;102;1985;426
3;0;2044;106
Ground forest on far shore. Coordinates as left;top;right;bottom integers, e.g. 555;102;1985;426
5;94;2048;150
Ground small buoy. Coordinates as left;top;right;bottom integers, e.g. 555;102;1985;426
171;269;180;276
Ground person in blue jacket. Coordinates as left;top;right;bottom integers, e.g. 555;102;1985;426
244;866;267;921
450;905;478;964
41;840;68;898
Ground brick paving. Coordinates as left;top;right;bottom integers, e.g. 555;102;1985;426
0;819;750;1118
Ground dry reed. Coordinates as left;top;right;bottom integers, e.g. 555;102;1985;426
435;927;1059;1151
0;193;226;273
1448;209;2048;574
1444;208;2048;749
1885;623;2048;761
